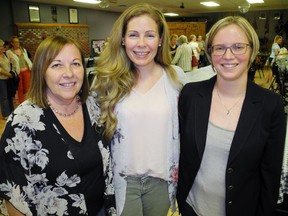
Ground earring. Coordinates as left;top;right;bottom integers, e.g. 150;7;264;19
122;40;125;46
158;44;161;47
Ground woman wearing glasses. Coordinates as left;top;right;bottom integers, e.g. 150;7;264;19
177;16;286;216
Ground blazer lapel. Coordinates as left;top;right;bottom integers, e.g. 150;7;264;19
195;77;215;157
228;81;263;163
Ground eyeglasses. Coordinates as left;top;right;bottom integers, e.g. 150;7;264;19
211;43;250;56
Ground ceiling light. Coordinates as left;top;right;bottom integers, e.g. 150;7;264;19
200;2;220;7
164;13;179;17
74;0;101;4
247;0;264;3
29;6;39;10
238;5;250;13
99;0;109;8
238;1;250;13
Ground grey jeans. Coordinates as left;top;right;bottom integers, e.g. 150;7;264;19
121;176;170;216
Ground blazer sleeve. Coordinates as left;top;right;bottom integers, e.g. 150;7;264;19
258;93;286;216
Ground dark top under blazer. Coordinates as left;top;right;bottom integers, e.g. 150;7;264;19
177;76;286;216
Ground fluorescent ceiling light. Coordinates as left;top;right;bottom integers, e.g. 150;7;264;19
164;13;179;17
29;6;39;10
74;0;101;4
247;0;264;3
200;2;220;7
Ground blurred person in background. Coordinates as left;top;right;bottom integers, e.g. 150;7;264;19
197;35;207;67
6;36;32;104
169;34;178;58
266;35;283;86
172;35;193;72
189;34;200;70
0;39;14;120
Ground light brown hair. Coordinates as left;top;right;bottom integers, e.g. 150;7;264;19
27;35;89;108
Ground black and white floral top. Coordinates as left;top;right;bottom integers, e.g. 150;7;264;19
0;93;116;216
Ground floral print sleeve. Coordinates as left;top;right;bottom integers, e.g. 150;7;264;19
0;96;116;216
87;92;116;215
0;103;48;215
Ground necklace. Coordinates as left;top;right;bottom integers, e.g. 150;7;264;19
215;88;244;115
47;95;81;117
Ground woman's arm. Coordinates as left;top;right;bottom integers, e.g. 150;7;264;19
259;95;286;215
0;68;13;78
275;48;280;56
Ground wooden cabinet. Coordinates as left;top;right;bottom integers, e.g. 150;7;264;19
167;22;206;38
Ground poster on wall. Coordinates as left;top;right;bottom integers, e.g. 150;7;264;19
69;8;78;24
91;39;105;57
28;5;40;23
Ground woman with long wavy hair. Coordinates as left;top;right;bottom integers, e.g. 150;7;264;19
91;3;187;215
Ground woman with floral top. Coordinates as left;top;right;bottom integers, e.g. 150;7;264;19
91;3;187;216
0;36;116;216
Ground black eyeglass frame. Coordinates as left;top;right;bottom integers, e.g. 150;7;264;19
210;43;251;56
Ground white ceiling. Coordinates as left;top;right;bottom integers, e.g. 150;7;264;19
21;0;288;17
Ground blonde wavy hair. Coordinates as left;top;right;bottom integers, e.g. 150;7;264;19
91;3;181;140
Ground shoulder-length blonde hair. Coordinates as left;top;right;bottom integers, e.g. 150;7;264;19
91;3;181;140
273;35;282;44
27;35;89;108
205;16;260;68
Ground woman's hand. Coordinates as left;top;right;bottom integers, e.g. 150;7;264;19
4;200;25;216
0;68;13;78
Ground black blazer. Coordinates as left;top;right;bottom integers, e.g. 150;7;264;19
177;76;286;216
